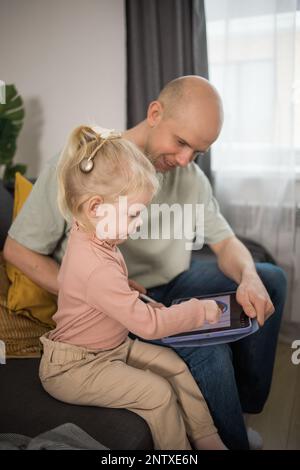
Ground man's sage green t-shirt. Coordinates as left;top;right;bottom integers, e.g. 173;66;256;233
8;154;234;288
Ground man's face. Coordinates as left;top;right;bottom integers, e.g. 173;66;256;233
145;102;222;173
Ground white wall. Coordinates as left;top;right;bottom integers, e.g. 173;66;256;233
0;0;126;178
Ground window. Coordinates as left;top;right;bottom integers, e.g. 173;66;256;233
205;0;300;172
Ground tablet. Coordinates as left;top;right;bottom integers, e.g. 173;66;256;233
161;291;252;344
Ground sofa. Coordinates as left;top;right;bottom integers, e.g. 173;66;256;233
0;180;153;449
0;179;275;449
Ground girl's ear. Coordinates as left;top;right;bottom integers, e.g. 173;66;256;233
147;101;163;127
88;196;104;217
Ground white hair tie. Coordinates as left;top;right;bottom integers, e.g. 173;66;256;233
80;126;122;173
91;126;115;139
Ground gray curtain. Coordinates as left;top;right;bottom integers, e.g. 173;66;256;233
126;0;211;179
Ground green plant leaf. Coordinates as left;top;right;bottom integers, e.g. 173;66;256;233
0;84;26;182
4;163;27;182
5;109;25;121
0;118;18;164
0;85;25;126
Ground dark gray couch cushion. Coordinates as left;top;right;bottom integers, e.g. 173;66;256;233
0;358;153;450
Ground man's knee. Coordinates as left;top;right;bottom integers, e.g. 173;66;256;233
176;344;234;384
255;263;287;301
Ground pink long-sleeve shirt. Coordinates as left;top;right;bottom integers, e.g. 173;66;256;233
49;220;205;350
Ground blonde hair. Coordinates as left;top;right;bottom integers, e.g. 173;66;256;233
57;125;159;226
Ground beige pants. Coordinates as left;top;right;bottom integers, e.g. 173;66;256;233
39;334;217;450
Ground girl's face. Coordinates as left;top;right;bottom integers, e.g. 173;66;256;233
94;191;152;244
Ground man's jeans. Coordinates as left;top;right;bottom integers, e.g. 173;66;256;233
143;260;287;449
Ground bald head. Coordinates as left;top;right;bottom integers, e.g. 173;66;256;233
143;76;223;171
158;75;222;120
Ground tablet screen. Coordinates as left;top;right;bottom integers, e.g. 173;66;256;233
170;291;249;338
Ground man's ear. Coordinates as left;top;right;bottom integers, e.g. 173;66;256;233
147;101;163;127
87;195;104;217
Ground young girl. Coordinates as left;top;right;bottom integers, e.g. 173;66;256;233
39;125;226;450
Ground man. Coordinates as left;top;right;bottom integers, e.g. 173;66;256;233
4;76;286;449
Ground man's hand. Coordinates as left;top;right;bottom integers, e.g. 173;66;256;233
236;272;275;326
210;236;275;327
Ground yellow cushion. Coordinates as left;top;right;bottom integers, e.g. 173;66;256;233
5;173;57;328
0;252;50;358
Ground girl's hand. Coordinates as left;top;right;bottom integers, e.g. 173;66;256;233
128;279;146;294
200;299;222;324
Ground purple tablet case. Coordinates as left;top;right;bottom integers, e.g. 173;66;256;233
162;319;259;348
